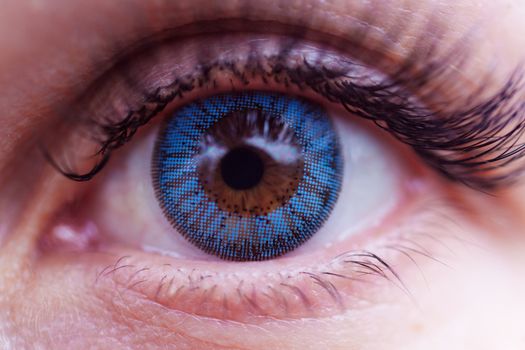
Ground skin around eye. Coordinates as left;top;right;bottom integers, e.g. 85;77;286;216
1;1;525;349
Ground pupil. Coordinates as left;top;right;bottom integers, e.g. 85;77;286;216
220;146;265;190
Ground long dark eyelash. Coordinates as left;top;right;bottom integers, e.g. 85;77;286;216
46;33;525;190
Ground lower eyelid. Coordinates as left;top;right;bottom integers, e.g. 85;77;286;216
86;196;459;323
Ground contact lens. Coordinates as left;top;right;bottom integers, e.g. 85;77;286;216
153;92;343;261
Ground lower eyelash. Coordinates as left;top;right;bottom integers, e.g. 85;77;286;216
46;37;525;191
94;203;468;322
96;251;398;320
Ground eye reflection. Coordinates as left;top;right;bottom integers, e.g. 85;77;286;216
153;91;343;261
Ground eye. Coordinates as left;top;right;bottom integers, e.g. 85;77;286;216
82;88;410;264
40;32;522;322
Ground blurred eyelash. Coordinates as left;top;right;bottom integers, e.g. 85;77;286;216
44;34;525;191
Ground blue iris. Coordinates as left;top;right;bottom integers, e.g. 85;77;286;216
153;91;343;261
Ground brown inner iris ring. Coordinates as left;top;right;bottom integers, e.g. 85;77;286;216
196;109;304;217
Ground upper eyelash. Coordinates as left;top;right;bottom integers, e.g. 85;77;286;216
44;36;525;191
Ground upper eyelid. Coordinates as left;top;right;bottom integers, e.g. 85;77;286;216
41;27;525;191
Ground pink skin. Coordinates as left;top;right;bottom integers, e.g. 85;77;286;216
1;1;525;349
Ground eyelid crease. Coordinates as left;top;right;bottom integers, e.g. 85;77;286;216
43;32;525;191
